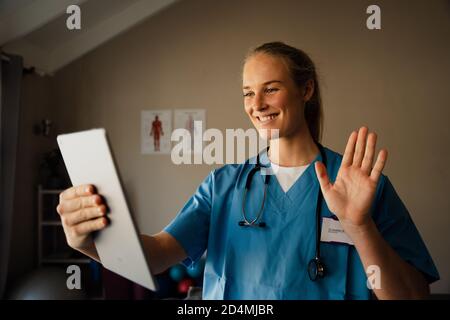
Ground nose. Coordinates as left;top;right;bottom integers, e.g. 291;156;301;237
253;92;268;112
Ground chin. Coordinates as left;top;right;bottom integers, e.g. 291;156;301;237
257;127;281;141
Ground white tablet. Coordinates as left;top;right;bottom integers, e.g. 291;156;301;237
57;128;157;291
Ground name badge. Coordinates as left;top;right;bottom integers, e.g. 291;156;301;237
320;217;354;245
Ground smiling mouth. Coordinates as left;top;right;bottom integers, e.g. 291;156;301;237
256;113;279;124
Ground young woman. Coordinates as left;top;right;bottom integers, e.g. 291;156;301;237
57;42;439;299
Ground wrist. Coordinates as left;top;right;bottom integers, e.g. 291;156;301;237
341;218;377;242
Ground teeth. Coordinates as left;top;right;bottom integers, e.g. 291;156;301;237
258;114;278;122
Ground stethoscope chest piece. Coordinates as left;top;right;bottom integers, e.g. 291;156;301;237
308;257;325;281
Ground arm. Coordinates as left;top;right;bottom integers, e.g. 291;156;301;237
141;231;187;275
76;231;187;275
346;221;429;299
315;126;430;299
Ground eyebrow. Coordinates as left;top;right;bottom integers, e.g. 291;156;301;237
243;80;283;90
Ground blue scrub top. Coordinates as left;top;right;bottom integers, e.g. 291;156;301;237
164;147;439;299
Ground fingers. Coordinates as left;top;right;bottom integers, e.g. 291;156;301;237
72;217;108;237
62;205;107;226
315;161;332;193
361;132;377;174
57;194;103;215
342;131;358;167
370;149;388;182
341;127;387;179
60;184;96;201
353;127;368;167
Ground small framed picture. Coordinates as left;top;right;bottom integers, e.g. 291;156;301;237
141;110;172;154
173;109;206;154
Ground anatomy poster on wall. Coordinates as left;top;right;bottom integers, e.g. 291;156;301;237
141;110;172;154
173;109;206;154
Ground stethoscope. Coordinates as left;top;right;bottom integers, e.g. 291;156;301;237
238;143;327;282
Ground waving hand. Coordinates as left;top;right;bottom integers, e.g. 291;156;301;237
314;127;388;229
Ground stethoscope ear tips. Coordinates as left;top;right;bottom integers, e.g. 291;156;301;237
238;221;247;227
258;222;266;228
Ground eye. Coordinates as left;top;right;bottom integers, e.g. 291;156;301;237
265;87;279;94
243;91;254;97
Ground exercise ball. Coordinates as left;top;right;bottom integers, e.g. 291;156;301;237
7;266;88;300
177;278;195;294
169;264;186;282
186;258;205;279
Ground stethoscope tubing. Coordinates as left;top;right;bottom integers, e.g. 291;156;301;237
239;143;328;281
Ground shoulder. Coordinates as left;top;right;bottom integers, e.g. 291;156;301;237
211;159;253;182
197;163;251;201
212;163;244;178
207;156;260;189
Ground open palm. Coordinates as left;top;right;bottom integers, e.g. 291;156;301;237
315;127;388;228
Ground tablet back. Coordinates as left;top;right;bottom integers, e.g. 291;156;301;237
57;128;157;291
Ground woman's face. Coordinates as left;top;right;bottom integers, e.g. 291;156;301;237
243;53;309;140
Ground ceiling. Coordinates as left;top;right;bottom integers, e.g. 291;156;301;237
0;0;177;75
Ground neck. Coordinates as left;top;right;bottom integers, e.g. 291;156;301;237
269;126;319;167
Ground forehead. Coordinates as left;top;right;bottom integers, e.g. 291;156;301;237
243;53;290;86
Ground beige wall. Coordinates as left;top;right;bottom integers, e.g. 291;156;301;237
48;0;450;293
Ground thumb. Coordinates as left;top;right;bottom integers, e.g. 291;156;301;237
314;161;332;194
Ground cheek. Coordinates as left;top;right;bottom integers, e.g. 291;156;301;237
268;93;289;110
244;102;253;116
278;93;302;115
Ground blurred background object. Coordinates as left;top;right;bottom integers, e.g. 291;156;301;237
34;119;53;137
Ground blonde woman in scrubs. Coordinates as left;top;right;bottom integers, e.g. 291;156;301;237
57;42;439;300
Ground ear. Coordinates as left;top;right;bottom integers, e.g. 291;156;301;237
303;79;315;102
